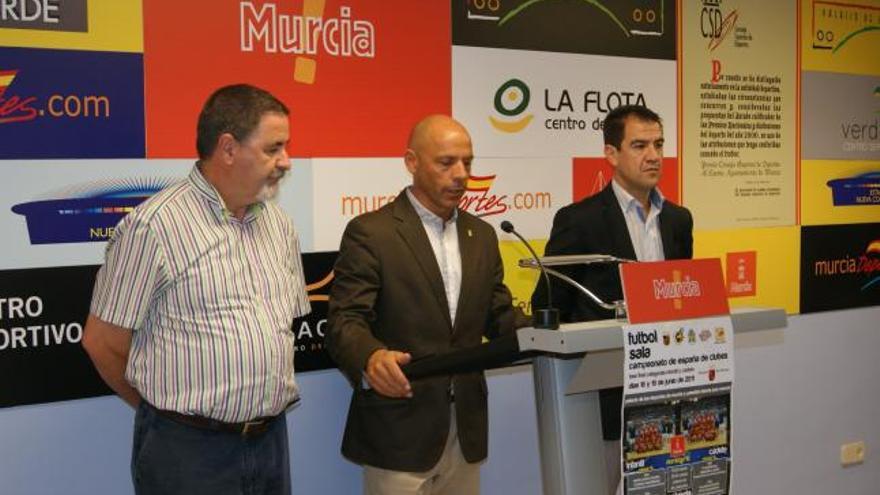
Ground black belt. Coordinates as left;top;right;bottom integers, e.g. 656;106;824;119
148;403;282;437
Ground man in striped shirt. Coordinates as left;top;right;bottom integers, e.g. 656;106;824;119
82;84;310;495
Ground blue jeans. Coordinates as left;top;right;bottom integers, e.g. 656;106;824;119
132;402;291;495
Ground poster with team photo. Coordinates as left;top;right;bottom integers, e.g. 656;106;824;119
622;315;735;495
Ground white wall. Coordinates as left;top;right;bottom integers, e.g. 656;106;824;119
0;363;541;495
0;307;877;494
731;307;880;494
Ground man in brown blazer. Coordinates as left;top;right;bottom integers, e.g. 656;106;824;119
326;115;519;494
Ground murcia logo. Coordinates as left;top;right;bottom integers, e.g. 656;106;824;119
652;270;702;309
239;1;376;85
726;251;756;297
812;238;880;292
489;78;533;133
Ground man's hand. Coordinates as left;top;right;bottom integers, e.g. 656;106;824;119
364;349;412;398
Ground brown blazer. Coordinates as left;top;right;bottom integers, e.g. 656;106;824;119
326;191;517;472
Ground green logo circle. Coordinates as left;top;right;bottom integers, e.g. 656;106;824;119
494;79;530;117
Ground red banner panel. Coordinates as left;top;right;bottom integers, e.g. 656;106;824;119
144;0;451;158
573;157;679;204
620;258;730;324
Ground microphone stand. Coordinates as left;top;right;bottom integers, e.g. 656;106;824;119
500;221;559;329
518;254;632;320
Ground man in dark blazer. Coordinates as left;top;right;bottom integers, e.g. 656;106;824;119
532;104;693;493
326;115;519;494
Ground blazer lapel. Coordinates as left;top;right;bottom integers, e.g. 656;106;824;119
452;213;479;334
658;207;677;259
393;193;452;329
600;185;637;260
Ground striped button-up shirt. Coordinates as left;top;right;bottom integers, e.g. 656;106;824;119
611;179;665;262
91;165;310;422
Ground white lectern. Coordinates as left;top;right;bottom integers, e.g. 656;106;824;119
516;307;787;495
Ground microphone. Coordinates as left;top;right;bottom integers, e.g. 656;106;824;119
500;220;559;330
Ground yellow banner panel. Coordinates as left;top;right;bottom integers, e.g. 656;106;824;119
801;0;880;75
802;159;880;225
695;226;800;314
500;239;545;316
502;229;800;317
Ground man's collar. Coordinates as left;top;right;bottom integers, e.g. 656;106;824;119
189;163;265;223
610;178;664;213
405;187;458;226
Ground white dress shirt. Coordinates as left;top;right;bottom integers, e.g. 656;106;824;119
610;179;665;262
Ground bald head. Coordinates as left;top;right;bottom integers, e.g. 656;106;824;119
407;115;472;154
404;115;473;220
